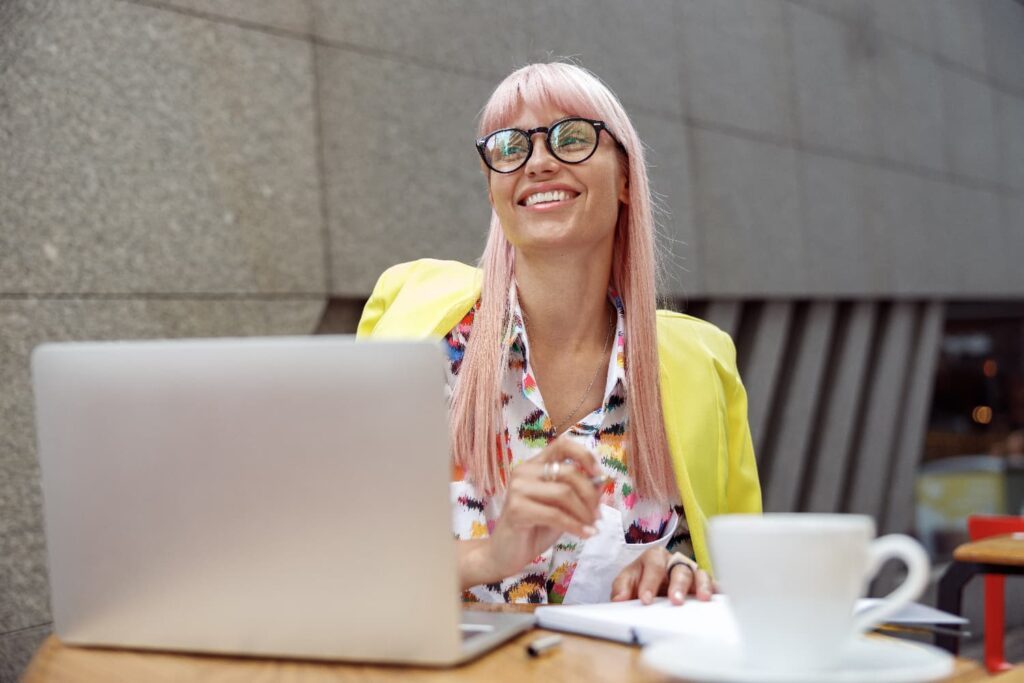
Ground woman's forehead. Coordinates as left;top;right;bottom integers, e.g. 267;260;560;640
508;103;573;129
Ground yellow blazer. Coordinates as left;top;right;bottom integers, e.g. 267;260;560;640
356;259;762;572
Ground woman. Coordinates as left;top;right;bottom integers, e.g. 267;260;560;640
357;62;761;605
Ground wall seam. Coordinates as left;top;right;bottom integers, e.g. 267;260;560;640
0;622;51;638
0;293;326;301
307;0;333;297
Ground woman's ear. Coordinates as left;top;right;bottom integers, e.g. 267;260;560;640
618;173;630;205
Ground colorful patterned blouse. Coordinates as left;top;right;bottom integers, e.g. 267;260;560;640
444;285;689;604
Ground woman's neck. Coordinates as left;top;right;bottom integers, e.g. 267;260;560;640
514;247;614;355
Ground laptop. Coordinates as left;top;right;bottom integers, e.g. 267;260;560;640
31;336;534;665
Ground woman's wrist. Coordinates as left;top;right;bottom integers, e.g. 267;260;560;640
457;538;503;590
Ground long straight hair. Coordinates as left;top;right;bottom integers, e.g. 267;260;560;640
449;62;675;501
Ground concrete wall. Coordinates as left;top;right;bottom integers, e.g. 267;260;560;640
2;0;1022;677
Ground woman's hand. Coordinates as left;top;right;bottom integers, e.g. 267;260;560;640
460;435;602;589
610;548;714;605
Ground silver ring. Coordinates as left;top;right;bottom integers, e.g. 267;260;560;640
542;461;561;482
666;554;698;580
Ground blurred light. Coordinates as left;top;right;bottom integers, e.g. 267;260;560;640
972;406;993;425
983;359;998;378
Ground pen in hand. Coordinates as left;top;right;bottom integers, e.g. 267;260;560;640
559;458;610;488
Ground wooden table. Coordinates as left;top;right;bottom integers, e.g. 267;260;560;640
22;605;1009;683
937;533;1024;656
952;534;1024;567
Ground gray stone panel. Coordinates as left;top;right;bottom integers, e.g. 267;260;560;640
691;129;804;296
929;0;988;73
1001;197;1024;293
866;170;947;296
798;153;873;295
0;0;324;295
765;302;835;513
744;302;794;459
995;92;1024;191
804;302;876;513
0;298;324;634
787;0;873;25
871;0;932;53
308;0;534;78
0;624;50;682
632;115;698;296
982;0;1024;91
703;301;743;338
525;0;683;118
789;3;879;158
154;0;311;34
871;42;946;172
846;302;915;519
883;302;944;535
928;186;1004;296
318;48;495;296
939;69;999;183
0;459;49;635
676;0;797;139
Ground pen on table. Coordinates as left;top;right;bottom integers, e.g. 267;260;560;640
527;634;563;657
874;623;971;639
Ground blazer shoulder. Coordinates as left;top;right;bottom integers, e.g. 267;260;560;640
376;258;480;292
657;310;736;356
359;259;481;338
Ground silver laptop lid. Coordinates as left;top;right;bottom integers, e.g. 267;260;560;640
32;336;463;663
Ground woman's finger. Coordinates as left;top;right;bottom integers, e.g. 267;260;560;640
515;478;598;528
611;559;641;602
508;497;594;539
549;466;602;515
667;562;696;605
544;436;600;477
693;568;714;601
636;548;670;605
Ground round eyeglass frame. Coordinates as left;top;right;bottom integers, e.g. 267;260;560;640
475;117;625;174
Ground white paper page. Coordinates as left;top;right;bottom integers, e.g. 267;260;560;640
536;595;740;645
854;598;968;625
535;596;966;647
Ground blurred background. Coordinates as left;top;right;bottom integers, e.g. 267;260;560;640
2;0;1022;678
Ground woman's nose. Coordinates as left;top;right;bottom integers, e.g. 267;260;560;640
524;134;559;177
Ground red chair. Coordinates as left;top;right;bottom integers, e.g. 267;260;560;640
967;514;1024;674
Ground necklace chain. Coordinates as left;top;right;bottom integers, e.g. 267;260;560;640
522;307;616;436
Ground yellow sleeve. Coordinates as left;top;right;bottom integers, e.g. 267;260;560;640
355;262;416;339
719;333;762;514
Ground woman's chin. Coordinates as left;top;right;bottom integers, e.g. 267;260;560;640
509;229;582;252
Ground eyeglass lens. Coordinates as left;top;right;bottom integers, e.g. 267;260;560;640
482;119;599;173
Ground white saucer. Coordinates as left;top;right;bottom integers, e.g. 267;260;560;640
642;634;954;683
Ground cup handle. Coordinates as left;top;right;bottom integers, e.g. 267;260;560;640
850;534;930;636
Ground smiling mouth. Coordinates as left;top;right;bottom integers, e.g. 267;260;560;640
519;189;580;207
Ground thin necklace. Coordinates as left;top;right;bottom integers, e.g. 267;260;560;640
524;307;616;436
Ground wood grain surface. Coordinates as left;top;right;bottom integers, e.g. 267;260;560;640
22;604;1002;683
953;534;1024;567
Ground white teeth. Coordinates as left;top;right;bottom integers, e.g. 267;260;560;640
524;190;574;207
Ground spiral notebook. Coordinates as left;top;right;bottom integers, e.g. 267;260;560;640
534;596;967;646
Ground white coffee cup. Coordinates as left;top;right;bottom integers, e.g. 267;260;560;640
708;513;930;672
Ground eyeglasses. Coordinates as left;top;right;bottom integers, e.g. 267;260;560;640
475;117;624;174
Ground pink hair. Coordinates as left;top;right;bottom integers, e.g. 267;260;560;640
449;62;675;501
